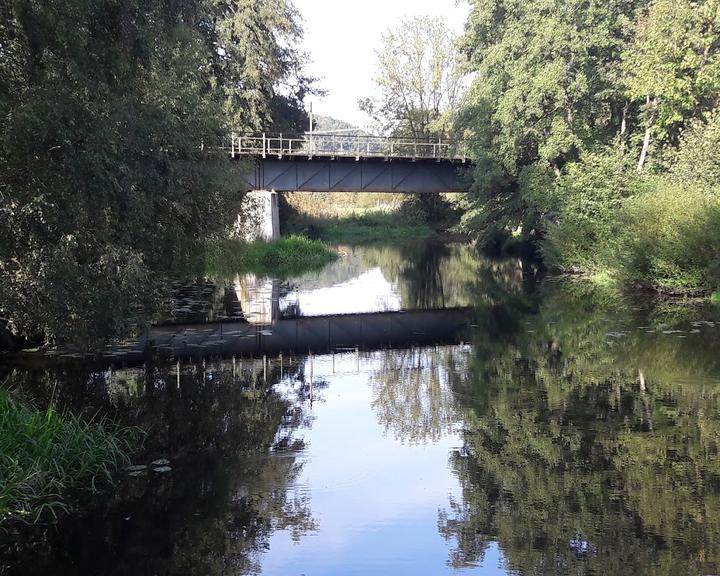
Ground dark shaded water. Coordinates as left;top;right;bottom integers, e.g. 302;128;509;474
3;239;720;575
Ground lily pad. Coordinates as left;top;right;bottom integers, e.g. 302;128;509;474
127;464;148;472
151;459;170;466
153;466;172;473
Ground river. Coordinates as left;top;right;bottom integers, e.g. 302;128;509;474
3;239;720;575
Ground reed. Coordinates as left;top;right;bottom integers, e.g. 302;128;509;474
0;391;141;527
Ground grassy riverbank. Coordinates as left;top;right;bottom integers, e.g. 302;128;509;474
301;213;433;244
279;192;462;244
0;391;140;527
202;236;336;279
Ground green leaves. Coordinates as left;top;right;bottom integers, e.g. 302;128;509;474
361;16;465;139
623;0;720;145
0;390;141;527
0;0;312;347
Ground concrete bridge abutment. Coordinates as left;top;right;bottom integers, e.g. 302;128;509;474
237;189;280;241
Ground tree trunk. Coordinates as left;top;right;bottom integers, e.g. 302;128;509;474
638;369;654;432
550;160;561;177
620;101;629;151
636;96;657;173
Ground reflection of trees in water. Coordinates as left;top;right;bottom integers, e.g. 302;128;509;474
397;242;450;309
439;280;720;575
2;358;316;576
370;346;469;444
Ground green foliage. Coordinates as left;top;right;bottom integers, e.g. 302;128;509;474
460;0;639;175
623;0;720;151
203;237;336;280
459;0;720;293
0;390;141;526
311;214;432;245
711;291;720;304
540;149;641;270
0;0;313;347
614;180;720;291
668;109;720;186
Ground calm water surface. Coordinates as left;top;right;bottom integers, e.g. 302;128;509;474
3;239;720;575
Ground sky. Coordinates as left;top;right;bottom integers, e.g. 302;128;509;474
294;0;470;129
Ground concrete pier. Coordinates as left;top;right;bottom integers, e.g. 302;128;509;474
238;190;280;240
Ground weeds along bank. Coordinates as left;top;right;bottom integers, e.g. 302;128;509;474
0;390;140;528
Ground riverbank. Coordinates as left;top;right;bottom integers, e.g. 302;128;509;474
293;213;433;244
203;236;337;279
280;191;463;244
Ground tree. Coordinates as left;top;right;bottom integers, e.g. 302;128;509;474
0;0;313;346
359;16;465;139
622;0;720;172
456;0;643;247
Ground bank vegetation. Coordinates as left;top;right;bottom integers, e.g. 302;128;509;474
456;0;720;296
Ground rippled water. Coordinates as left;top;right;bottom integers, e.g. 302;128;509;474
3;240;720;575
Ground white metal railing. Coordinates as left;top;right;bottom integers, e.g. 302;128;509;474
228;133;469;162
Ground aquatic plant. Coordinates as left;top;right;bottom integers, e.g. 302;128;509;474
0;391;141;527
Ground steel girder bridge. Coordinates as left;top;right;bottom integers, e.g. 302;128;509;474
231;132;472;193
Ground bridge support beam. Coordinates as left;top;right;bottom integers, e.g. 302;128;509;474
237;190;280;241
241;157;469;193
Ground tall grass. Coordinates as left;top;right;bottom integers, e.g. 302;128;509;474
0;390;141;527
614;180;720;293
204;236;336;279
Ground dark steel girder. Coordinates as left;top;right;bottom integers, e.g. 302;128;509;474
240;156;471;193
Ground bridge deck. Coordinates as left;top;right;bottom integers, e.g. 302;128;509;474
231;133;470;163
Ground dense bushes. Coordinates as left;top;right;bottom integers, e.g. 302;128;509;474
616;181;720;292
469;111;720;294
459;0;720;294
536;150;641;272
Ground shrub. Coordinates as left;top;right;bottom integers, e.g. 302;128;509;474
613;179;720;292
535;149;640;272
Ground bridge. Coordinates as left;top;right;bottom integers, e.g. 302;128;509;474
231;132;473;239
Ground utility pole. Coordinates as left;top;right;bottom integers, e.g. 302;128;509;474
308;101;313;134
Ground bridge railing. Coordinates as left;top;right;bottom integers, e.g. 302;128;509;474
230;133;469;162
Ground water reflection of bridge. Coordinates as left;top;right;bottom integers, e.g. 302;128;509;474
102;307;472;362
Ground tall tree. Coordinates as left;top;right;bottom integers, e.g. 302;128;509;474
622;0;720;172
457;0;643;246
359;16;465;139
0;0;312;346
